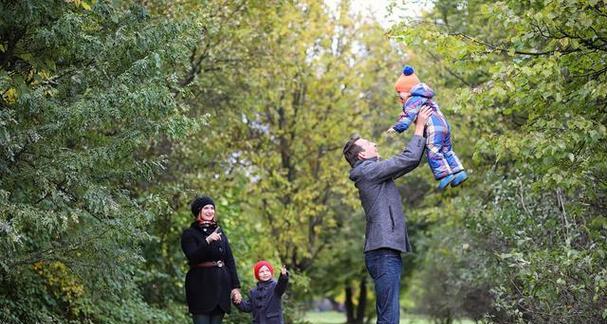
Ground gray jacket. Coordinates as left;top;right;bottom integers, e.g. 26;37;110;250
349;135;425;253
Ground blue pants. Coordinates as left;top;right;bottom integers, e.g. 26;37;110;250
425;115;464;180
192;313;224;324
365;248;402;324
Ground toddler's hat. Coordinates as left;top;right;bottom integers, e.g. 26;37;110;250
394;65;421;93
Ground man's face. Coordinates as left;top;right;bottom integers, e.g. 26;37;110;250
355;138;379;160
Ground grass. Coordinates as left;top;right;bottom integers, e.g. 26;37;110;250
304;311;345;324
303;311;476;324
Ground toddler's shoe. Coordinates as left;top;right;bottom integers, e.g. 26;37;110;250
437;174;455;191
451;171;468;187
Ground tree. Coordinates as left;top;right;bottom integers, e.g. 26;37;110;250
231;0;402;273
0;1;199;322
390;0;607;322
150;1;409;322
126;1;286;322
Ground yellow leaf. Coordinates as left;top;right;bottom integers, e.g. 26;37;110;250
3;88;18;104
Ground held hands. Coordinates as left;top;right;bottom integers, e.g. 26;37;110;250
231;288;242;304
205;227;222;244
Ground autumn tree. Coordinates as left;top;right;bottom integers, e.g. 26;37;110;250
390;0;607;322
0;1;200;322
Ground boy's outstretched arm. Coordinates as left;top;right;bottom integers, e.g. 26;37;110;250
392;100;424;133
275;265;289;296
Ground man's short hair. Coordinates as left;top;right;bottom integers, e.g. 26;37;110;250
343;134;363;167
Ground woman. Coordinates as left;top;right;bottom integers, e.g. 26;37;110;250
181;196;242;324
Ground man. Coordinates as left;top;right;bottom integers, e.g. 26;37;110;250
342;106;432;324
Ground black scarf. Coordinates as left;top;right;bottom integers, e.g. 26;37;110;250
192;221;218;233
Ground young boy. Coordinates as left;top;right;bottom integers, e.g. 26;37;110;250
387;65;468;190
234;261;289;324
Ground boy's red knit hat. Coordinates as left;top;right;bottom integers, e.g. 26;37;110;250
394;66;420;93
253;260;274;280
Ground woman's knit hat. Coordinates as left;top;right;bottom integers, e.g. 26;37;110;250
394;65;421;93
191;196;215;217
253;260;274;281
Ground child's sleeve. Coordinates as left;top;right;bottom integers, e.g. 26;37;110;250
274;272;289;297
392;99;424;133
235;293;253;312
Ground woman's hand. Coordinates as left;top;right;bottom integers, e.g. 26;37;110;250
231;288;242;304
281;265;287;275
205;227;222;244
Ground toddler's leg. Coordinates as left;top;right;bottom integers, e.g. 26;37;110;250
425;123;453;180
441;131;464;173
444;151;464;173
426;145;452;180
426;121;458;190
441;130;467;186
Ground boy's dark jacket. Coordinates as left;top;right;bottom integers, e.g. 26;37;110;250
236;272;289;324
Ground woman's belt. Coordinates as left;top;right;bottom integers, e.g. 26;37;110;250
191;260;224;268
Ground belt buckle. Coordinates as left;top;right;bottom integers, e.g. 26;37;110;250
217;261;224;268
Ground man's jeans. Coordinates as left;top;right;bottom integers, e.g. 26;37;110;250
365;248;402;324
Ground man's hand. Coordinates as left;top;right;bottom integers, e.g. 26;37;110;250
205;227;222;244
414;105;433;136
385;127;396;135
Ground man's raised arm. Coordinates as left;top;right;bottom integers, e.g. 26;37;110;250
364;106;432;181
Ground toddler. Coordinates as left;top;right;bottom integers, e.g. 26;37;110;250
388;65;468;189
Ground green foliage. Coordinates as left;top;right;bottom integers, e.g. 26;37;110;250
390;0;607;322
136;0;407;322
0;0;198;322
222;0;402;272
129;0;296;320
7;0;605;322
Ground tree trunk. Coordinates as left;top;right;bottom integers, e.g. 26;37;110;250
345;277;369;324
345;281;354;323
355;276;367;323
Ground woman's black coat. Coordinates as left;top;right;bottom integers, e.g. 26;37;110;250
181;222;241;315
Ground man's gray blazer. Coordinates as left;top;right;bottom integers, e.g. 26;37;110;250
349;135;425;253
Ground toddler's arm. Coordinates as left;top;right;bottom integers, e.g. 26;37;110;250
392;99;425;133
